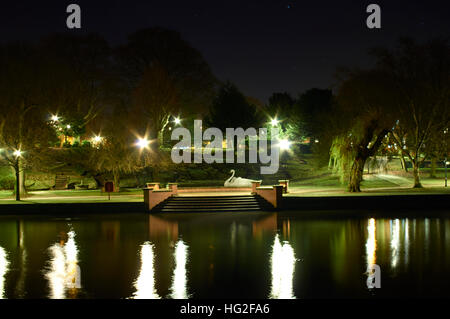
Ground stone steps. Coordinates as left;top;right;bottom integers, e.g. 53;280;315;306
54;174;69;190
153;195;273;213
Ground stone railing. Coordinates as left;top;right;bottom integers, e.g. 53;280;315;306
146;182;160;190
278;180;289;193
143;180;286;211
143;183;179;211
254;184;284;209
251;180;262;194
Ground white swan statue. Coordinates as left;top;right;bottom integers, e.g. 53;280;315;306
224;169;255;187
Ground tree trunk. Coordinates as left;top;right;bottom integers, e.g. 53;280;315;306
19;169;26;197
157;129;164;148
400;156;408;172
157;115;171;148
93;174;106;190
412;161;423;188
12;159;27;200
348;157;365;192
14;162;20;201
113;172;120;192
430;157;436;178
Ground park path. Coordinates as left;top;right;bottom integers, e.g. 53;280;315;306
0;194;143;203
373;174;412;187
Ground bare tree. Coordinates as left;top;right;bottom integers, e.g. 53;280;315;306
373;39;450;187
132;63;179;147
0;43;56;199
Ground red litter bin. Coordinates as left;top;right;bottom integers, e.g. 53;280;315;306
105;181;114;200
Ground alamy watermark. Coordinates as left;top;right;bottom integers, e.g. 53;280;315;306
65;4;381;30
366;264;381;289
171;120;281;175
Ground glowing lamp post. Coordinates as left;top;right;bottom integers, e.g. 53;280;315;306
173;117;181;125
13;149;23;201
446;160;449;188
271;118;279;126
13;150;23;158
92;135;103;145
136;137;151;150
279;139;291;151
445;128;448;187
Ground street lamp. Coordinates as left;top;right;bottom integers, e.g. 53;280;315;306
51;114;59;122
13;149;23;201
136;137;151;150
92;135;103;144
271;118;279;126
279;139;291;151
445;159;448;187
13;150;23;158
445;128;448;187
173;117;181;125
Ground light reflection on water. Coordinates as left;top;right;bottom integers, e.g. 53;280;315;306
0;246;9;299
269;234;296;299
390;219;400;269
0;213;449;298
132;239;190;299
44;230;81;299
404;219;409;266
132;242;160;299
169;240;189;299
366;218;377;267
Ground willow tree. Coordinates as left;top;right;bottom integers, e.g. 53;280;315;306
330;69;396;192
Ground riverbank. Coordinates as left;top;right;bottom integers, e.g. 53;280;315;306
0;188;448;216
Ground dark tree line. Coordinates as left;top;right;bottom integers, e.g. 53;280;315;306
0;30;448;198
0;28;218;197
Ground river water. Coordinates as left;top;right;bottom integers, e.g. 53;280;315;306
0;211;449;299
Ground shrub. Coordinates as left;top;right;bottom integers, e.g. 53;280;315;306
0;175;15;190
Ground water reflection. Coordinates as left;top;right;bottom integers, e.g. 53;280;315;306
169;240;189;299
404;219;409;266
365;218;379;289
0;246;9;299
366;218;377;266
269;234;296;299
252;214;277;239
149;215;178;241
44;230;81;299
133;242;160;299
390;219;400;269
15;220;27;298
0;213;449;299
424;218;430;263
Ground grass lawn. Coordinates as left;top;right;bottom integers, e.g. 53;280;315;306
0;171;449;204
0;188;143;204
287;172;450;197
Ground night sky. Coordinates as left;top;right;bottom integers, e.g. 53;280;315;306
1;0;448;102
